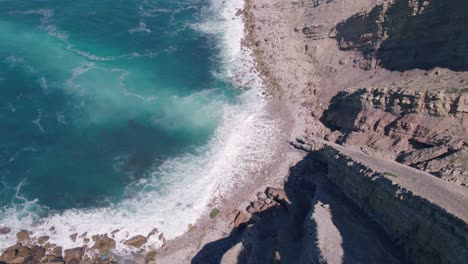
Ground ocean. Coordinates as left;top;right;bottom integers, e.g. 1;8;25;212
0;0;279;253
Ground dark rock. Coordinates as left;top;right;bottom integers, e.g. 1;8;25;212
69;233;78;242
0;227;11;235
147;228;158;239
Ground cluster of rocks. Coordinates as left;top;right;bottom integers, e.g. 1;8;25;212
0;227;167;264
225;187;291;229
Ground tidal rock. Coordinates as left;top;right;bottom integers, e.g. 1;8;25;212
0;243;21;262
51;246;63;258
124;235;147;248
147;228;158;239
69;233;78;242
16;230;30;242
0;226;11;235
63;247;85;263
38;236;50;245
91;234;116;254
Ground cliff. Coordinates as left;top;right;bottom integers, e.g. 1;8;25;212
294;138;468;264
334;0;468;71
321;87;468;186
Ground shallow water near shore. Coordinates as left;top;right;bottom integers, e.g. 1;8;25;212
0;0;279;253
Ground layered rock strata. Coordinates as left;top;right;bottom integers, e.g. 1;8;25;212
321;87;468;186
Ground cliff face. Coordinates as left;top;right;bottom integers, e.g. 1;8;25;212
334;0;468;71
294;139;468;264
321;87;468;186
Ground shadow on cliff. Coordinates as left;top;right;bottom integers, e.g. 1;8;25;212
335;0;468;71
191;152;320;264
319;90;365;139
191;151;407;264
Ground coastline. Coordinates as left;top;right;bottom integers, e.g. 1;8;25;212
0;0;305;262
153;0;310;262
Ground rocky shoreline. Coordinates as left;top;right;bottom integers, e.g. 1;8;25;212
2;0;468;263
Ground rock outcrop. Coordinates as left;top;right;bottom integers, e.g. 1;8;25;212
321;87;468;186
334;0;468;71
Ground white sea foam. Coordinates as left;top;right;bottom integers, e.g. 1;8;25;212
0;0;279;255
129;20;152;35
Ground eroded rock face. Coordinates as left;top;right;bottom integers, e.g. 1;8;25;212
322;87;468;186
334;0;468;71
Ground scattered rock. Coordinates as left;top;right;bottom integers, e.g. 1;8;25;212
110;229;120;238
0;226;11;235
147;228;158;239
124;235;147;248
69;233;78;242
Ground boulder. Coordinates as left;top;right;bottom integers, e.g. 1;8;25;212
38;236;50;245
91;234;116;254
69;233;78;242
233;211;249;228
16;230;30;242
0;226;11;235
15;246;31;258
51;246;63;258
0;243;21;262
147;228;158;239
63;247;85;263
124;235;147;248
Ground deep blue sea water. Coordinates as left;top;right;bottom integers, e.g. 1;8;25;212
0;0;277;252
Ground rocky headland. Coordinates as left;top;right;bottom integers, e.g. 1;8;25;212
1;0;468;263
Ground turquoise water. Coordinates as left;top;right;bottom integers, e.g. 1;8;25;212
0;0;277;252
0;0;238;210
